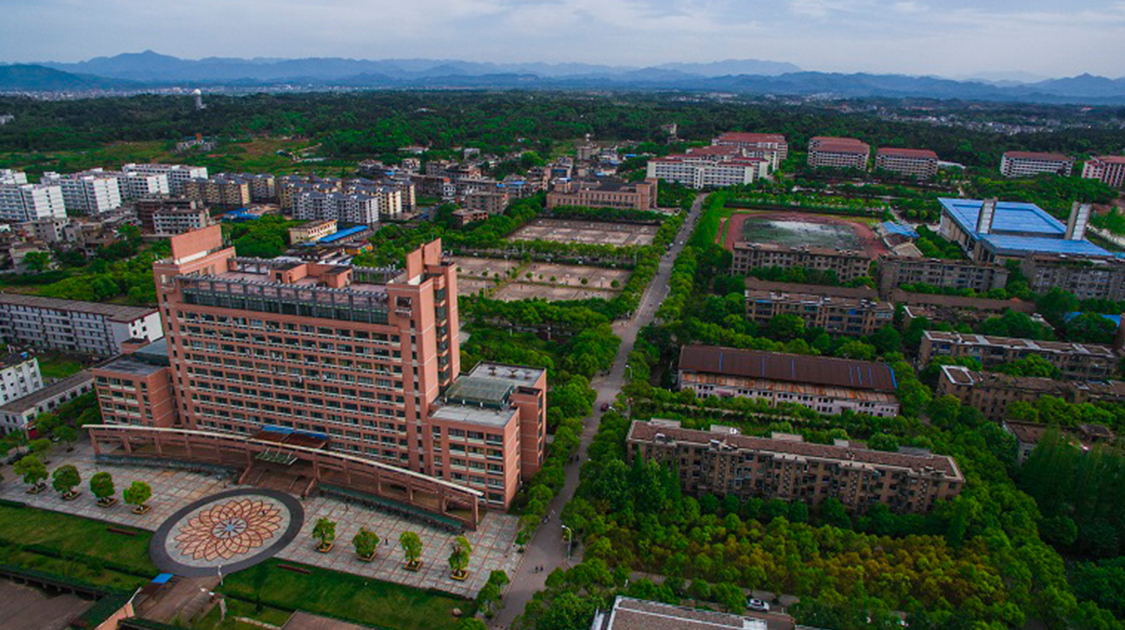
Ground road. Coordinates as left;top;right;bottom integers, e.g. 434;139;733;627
491;195;706;629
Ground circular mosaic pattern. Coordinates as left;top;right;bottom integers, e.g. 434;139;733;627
151;489;303;577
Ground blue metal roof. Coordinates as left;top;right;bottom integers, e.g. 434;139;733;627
881;222;918;238
317;225;368;244
1065;312;1122;326
981;234;1109;256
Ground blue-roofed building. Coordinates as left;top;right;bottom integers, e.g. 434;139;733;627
881;222;919;239
317;225;371;244
938;198;1108;262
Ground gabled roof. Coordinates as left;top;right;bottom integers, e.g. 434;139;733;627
679;345;897;392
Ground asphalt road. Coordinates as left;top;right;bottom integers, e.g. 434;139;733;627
490;195;706;629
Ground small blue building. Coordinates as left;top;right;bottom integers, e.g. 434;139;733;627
937;198;1108;262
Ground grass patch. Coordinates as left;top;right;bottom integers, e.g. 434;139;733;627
36;354;86;379
221;559;470;630
0;544;148;591
195;597;292;630
0;503;156;576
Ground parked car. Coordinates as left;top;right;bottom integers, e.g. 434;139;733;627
600;402;610;412
746;598;770;613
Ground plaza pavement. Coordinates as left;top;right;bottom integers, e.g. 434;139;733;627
0;442;520;598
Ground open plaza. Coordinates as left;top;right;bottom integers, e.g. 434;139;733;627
509;218;660;247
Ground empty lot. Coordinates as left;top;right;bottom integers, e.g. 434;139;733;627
509;219;659;247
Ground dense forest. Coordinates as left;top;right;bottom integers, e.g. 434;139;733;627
3;92;1125;173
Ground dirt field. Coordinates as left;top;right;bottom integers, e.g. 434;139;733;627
509;218;659;247
720;211;889;257
452;256;628;302
522;263;631;289
452;257;522;279
494;284;618;302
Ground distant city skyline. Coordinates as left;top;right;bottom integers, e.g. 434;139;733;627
1;0;1124;78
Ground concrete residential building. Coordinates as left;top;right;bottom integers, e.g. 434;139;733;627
122;164;208;195
877;256;1009;296
0;169;28;185
294;191;381;226
1000;151;1074;178
937;365;1071;421
0;294;162;357
1020;254;1125;301
1082;156;1125;188
117;171;170;199
93;338;177;429
938;198;1107;262
1004;421;1116;463
628;419;962;513
0;370;94;435
894;290;1036;325
678;345;901;417
136;197;200;233
875;148;939;178
745;285;894;336
591;596;769;630
289;219;338;244
646;146;770;189
0;351;43;407
0;182;66;222
152;206;211;237
124;228;545;510
42;170;123;215
732;242;873;283
546;178;656;211
712;132;789;168
808;137;870;170
463;190;509;215
919;330;1117;380
182;176;251;208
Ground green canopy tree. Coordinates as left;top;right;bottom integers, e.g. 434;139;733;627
400;531;423;568
52;425;77;451
123;480;152;513
449;535;472;577
312;518;336;551
89;471;115;505
51;464;80;498
13;455;46;489
352;527;380;560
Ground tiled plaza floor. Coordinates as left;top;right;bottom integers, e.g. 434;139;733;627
0;443;521;597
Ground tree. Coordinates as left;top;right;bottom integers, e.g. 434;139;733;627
312;518;336;551
28;438;51;462
713;582;746;613
997;354;1061;379
123;480;152;513
52;425;77;451
13;455;46;489
449;535;472;577
400;531;423;567
23;251;51;273
51;464;80;497
767;314;805;340
352;527;380;560
90;471;115;504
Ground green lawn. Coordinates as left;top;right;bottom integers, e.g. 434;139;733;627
221;559;471;630
36;354;87;379
194;598;292;630
0;502;157;577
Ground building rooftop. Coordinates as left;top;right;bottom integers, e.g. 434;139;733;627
630;421;962;480
938;197;1110;257
940;364;1070;394
1003;151;1071;161
679;345;897;392
745;278;878;300
0;370;92;415
430;404;518;428
880;222;919;238
317;226;371;244
592;596;768;630
877;147;939;159
0;350;37;370
923;330;1116;357
94;357;167;377
1092;155;1125;165
0;293;157;322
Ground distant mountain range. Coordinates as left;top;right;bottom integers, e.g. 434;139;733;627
3;51;1125;104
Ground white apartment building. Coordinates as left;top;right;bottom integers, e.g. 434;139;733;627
647;153;770;188
294;191;381;225
0;352;44;407
875;148;939;178
152;207;211;236
1083;156;1125;188
711;132;789;169
118;171;170;199
0;169;28;185
42;170;123;215
0;294;162;357
122;163;208;194
0;182;67;223
1000;152;1074;178
0;371;94;435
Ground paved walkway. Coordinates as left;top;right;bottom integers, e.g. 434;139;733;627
491;194;706;628
0;443;520;598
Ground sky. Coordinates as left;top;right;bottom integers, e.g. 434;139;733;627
2;0;1125;78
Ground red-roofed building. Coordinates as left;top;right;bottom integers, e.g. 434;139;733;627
1082;155;1125;188
1000;151;1074;178
875;147;939;179
808;137;870;170
712;132;789;168
646;146;770;189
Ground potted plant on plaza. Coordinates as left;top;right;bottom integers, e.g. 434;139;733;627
400;531;423;571
90;471;116;508
448;535;472;581
352;527;380;562
312;518;336;553
14;455;47;494
123;480;152;515
52;464;81;500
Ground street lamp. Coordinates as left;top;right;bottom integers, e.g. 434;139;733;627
561;524;573;560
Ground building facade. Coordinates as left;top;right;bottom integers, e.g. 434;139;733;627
876;256;1009;296
0;182;66;223
745;286;894;336
808;137;870;170
41;170;123;215
875;148;939;178
0;371;94;435
289;220;338;244
678;345;901;417
546;179;656;211
122;164;208;195
0;352;43;407
646;149;770;189
1082;156;1125;188
712;132;789;168
182;176;251;208
732;242;872;283
920;330;1117;380
628;420;963;513
1020;254;1125;301
152;206;211;236
1000;152;1074;178
0;294;162;357
938;198;1107;262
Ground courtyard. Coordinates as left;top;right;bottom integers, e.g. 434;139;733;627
509;218;660;247
0;443;521;599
